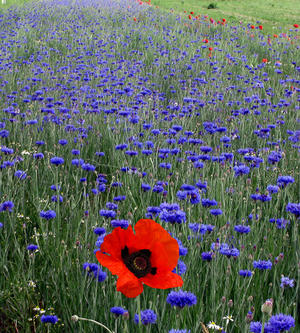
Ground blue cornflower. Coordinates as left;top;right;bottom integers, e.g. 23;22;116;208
50;185;61;191
14;170;27;180
110;307;128;317
267;185;279;193
201;252;213;261
286;202;300;217
82;163;95;172
51;195;63;203
277;176;295;188
166;290;197;308
83;263;106;282
169;330;191;333
249;321;263;333
93;227;106;235
111;220;129;228
0;222;3;228
27;244;39;251
210;209;223;216
219;243;240;257
159;209;186;224
113;195;126;202
234;164;250;177
267;314;295;331
280;276;294;288
239;270;252;277
134;309;157;325
50;157;64;165
99;210;116;219
202;199;218;207
58;139;68;145
72;159;84;166
72;149;80;155
141;183;151;192
106;202;118;210
234;225;251;234
253;260;272;270
0;201;14;212
40;210;56;220
268;151;282;164
40;315;58;324
172;259;187;275
33;153;44;159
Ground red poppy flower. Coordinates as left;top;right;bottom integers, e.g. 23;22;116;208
259;25;263;30
294;24;299;28
250;25;255;29
203;39;209;43
133;17;137;22
96;219;183;298
222;18;226;23
188;15;192;20
190;11;194;15
262;58;268;63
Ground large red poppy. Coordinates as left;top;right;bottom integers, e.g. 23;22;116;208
96;219;183;298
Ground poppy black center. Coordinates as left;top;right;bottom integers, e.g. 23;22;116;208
121;246;157;278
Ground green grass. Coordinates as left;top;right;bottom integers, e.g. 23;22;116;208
151;0;300;34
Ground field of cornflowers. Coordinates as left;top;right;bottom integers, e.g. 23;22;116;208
0;0;299;332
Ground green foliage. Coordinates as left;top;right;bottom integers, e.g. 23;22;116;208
207;3;218;9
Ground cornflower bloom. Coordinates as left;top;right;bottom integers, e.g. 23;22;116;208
134;309;157;325
166;290;197;308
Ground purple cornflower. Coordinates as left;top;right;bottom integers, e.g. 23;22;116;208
267;314;295;331
99;209;116;219
277;176;295;188
253;260;272;270
234;225;251;234
40;315;58;324
50;157;64;165
110;307;128;317
239;270;252;277
111;219;129;228
14;170;27;180
134;309;157;325
280;276;294;288
210;209;223;216
27;244;39;251
0;201;14;212
233;164;250;177
201;252;213;261
166;290;197;308
286;202;300;217
93;227;106;235
40;210;56;220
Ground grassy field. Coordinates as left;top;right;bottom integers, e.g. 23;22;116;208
0;0;299;332
151;0;300;34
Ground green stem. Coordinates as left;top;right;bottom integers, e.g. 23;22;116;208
73;316;115;333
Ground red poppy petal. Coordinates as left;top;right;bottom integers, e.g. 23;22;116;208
100;225;135;259
116;271;143;298
141;270;183;289
96;251;125;275
149;241;179;271
134;219;179;269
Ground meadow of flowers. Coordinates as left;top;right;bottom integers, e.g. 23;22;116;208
0;0;299;332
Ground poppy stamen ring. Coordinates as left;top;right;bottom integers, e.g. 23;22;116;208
121;246;157;278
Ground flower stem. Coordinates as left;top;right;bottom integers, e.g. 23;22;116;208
72;315;115;333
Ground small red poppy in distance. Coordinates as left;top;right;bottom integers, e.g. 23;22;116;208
96;219;183;298
258;25;263;30
294;24;299;28
250;25;255;29
262;58;268;63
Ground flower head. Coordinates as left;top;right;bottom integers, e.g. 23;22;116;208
96;219;183;298
40;315;58;324
134;309;157;325
166;290;197;308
